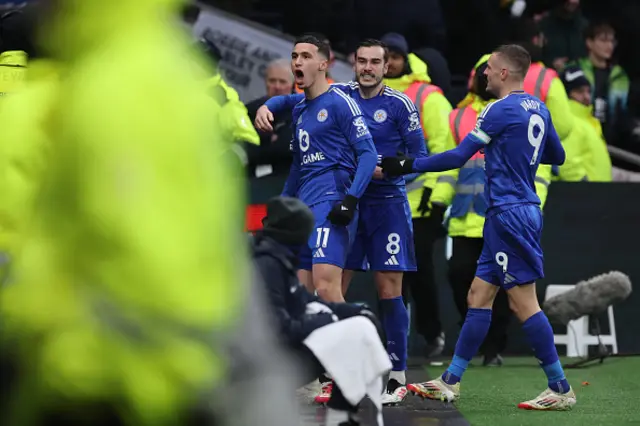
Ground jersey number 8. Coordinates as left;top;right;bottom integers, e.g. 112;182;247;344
527;114;545;165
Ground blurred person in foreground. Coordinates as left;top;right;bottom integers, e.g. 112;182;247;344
0;1;297;426
253;196;391;426
0;6;59;286
246;58;295;176
0;8;33;95
380;32;454;358
443;55;552;367
382;45;576;410
514;18;588;181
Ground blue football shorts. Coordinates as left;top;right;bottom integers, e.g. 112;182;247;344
298;200;360;271
476;204;544;289
345;198;416;272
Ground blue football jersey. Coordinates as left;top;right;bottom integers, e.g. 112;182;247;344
332;82;427;201
290;87;374;206
468;91;558;209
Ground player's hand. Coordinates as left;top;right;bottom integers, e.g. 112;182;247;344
327;195;358;226
372;166;385;180
254;105;274;132
381;154;414;177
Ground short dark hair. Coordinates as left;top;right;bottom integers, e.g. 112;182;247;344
294;34;331;60
584;22;615;41
493;44;531;79
356;39;389;62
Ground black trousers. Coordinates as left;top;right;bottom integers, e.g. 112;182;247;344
447;236;511;356
402;216;443;341
297;346;358;413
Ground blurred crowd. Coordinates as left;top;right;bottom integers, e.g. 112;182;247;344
203;0;640;177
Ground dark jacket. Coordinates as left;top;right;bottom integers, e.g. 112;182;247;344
245;95;293;176
252;235;363;348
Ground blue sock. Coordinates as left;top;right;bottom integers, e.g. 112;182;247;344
522;311;570;394
380;296;408;372
442;308;492;385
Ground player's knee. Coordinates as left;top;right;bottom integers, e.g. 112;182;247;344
466;278;498;309
375;271;403;299
506;284;541;322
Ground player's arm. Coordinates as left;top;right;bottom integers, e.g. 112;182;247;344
540;121;566;166
264;93;305;113
382;101;504;176
255;94;305;132
327;94;377;226
397;99;428;182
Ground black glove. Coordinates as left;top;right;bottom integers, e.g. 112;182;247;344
381;154;414;177
327;194;358;226
417;187;433;216
358;309;387;349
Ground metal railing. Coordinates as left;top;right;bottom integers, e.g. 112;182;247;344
607;145;640;168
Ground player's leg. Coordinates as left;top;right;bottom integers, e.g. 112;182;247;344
297;270;314;293
482;287;510;366
307;201;358;303
494;206;575;410
408;220;501;402
367;201;415;405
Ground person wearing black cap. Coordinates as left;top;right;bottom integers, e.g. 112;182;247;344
380;31;454;359
252;196;387;426
557;66;613;181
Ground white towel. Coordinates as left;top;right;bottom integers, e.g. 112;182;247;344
303;316;392;426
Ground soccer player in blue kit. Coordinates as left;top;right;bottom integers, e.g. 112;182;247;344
382;45;577;410
256;39;427;406
255;35;377;304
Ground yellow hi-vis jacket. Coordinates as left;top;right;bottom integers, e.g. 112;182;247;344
557;100;612;182
206;73;260;146
0;1;246;425
523;62;587;181
0;50;27;96
384;53;455;218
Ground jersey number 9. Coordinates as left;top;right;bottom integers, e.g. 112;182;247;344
527;114;545;166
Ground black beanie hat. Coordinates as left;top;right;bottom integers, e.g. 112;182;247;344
262;197;314;246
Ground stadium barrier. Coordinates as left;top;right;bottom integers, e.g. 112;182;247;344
248;177;640;355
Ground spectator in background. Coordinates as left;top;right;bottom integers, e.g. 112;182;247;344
245;58;294;176
538;0;588;71
511;17;588;181
558;66;612;181
380;32;453;359
570;22;629;147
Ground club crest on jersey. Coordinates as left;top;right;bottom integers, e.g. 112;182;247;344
408;112;420;132
353;116;369;138
317;109;328;122
373;109;387;123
